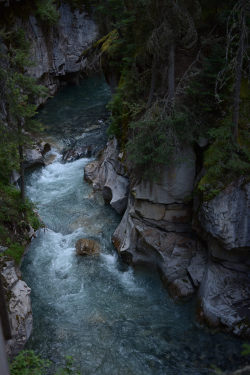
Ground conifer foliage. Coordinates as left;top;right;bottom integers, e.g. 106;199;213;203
81;0;250;195
0;26;47;253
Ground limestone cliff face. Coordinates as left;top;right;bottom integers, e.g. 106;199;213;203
85;138;250;338
22;2;97;96
0;257;32;357
196;178;250;337
0;2;98;118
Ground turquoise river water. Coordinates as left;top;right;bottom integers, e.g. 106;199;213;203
21;75;247;375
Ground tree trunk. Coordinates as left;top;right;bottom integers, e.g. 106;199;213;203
0;277;11;341
18;122;25;203
232;8;245;143
146;54;157;108
0;323;10;375
167;41;175;109
19;143;25;203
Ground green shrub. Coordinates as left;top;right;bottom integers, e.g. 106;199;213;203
126;110;192;179
55;356;80;375
10;351;80;375
35;0;59;25
10;350;50;375
0;182;41;260
2;243;25;265
242;343;250;356
198;121;250;200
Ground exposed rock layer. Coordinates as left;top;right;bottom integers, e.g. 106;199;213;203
90;138;250;337
24;2;98;97
84;138;129;215
197;178;250;337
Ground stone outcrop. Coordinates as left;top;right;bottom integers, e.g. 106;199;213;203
0;257;32;357
89;138;250;338
86;139;203;299
132;146;196;205
198;178;250;251
196;178;250;337
84;138;129;215
24;142;51;169
62;145;93;162
22;2;98;96
113;196;206;300
75;238;100;256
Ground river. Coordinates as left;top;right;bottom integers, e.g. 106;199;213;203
21;75;246;375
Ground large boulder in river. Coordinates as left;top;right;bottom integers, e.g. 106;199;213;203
75;238;100;256
24;148;45;169
84;138;129;215
0;257;32;357
24;142;51;169
62;145;93;162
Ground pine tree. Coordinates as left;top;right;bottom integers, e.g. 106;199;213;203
0;28;47;201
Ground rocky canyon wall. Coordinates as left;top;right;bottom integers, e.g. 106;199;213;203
84;138;250;338
23;2;98;96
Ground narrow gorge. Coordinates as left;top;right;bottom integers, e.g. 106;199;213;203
0;1;249;375
21;75;250;374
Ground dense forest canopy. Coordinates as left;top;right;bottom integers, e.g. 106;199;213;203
82;0;250;195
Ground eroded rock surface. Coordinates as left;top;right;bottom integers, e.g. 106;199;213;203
92;138;250;337
196;179;250;337
24;142;51;169
23;3;98;96
113;197;206;300
199;178;250;251
132;146;196;204
84;138;129;214
198;259;250;337
0;257;32;357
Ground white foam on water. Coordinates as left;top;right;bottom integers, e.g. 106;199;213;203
101;253;144;294
27;157;90;206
